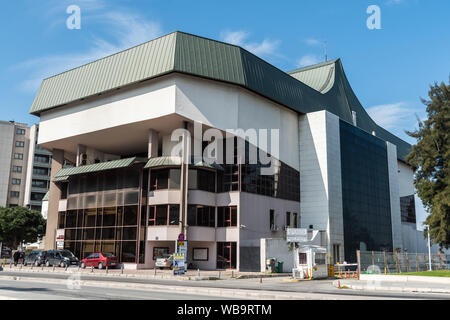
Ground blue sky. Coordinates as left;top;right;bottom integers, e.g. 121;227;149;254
0;0;449;228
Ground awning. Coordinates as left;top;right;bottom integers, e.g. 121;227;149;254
145;156;224;171
53;157;137;181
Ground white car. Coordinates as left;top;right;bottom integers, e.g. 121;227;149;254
155;254;192;270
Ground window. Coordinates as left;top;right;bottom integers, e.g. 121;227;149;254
286;212;291;228
269;210;275;230
14;153;23;160
193;248;209;261
217;206;237;227
32;180;48;188
12;178;21;185
30;192;45;201
155;205;168;225
153;247;169;260
188;205;215;227
33;167;49;176
293;213;298;228
10;191;20;198
34;155;50;164
150;169;169;190
169;205;179;225
15;141;25;147
12;166;22;173
16;128;25;135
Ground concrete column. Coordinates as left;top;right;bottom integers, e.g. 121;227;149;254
148;129;159;158
44;149;64;250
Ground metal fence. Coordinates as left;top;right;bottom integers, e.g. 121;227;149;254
358;250;450;274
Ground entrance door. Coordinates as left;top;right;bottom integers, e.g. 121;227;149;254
217;242;236;269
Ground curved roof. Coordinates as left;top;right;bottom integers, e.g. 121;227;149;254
29;31;410;161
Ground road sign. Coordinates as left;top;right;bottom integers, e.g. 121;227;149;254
286;228;308;242
178;233;185;241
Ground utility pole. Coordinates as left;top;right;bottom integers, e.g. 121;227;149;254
426;225;432;271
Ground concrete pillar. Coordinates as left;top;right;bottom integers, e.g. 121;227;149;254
44;149;64;250
148;130;159;158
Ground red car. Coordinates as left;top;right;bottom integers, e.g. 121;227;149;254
80;253;119;269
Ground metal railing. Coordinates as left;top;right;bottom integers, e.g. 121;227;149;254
357;250;450;274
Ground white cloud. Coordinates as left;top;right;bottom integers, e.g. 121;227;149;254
220;30;281;57
305;38;321;46
366;102;414;129
14;8;162;93
296;54;321;68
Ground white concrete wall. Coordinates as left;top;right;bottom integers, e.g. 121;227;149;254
24;124;37;207
38;77;177;145
398;161;415;197
387;142;403;250
174;74;300;170
260;238;295;273
0;123;14;207
41;200;49;219
298;111;344;260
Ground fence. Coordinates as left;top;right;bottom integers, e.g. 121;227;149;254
357;250;450;274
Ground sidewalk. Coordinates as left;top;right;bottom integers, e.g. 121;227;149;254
0;264;290;281
334;278;450;294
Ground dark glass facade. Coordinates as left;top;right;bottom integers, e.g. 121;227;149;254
400;195;416;223
340;120;393;261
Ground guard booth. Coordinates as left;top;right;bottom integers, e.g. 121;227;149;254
293;245;329;279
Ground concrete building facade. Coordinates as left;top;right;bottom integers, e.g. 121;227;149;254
28;32;427;270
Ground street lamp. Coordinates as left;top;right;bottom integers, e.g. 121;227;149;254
425;225;432;271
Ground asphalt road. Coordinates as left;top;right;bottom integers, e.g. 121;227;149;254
0;278;239;300
1;270;449;300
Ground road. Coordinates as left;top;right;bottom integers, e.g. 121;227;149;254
0;278;239;300
0;271;449;300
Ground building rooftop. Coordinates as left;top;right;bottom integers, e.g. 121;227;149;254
29;31;411;161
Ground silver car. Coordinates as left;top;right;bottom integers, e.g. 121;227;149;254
155;254;174;269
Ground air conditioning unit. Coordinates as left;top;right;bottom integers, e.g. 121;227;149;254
81;153;87;165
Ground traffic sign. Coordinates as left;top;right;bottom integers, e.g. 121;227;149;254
178;233;185;241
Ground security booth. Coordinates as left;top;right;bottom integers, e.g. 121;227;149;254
293;245;328;279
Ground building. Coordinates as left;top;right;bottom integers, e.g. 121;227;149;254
30;31;424;270
23;124;53;212
0;120;31;208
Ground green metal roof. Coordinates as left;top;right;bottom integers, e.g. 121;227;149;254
53;157;137;179
29;31;411;161
42;191;50;201
53;176;69;182
145;156;224;171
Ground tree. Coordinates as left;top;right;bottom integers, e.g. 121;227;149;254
406;80;450;248
0;207;46;249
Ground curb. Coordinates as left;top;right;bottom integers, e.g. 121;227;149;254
332;280;450;294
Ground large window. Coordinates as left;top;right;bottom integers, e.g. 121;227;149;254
14;153;23;160
62;166;142;263
33;167;49;176
400;195;416;223
34;155;50;164
12;178;21;185
16;128;25;135
13;166;22;173
189;169;216;192
217;206;237;227
32;179;48;188
10;191;20;198
340;120;393;261
15;141;25;147
186;205;215;227
31;192;45;201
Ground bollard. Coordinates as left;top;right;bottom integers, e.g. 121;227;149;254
232;270;235;278
197;268;200;277
10;262;12;269
53;265;55;272
91;266;94;273
41;265;44;271
338;280;341;289
106;266;108;274
154;268;157;276
65;265;68;272
260;276;263;284
121;265;124;275
218;271;221;279
30;264;33;270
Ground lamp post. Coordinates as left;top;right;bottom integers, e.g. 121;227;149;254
425;225;432;271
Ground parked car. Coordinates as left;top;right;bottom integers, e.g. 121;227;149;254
155;254;192;270
80;253;119;269
45;250;79;267
24;250;47;266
